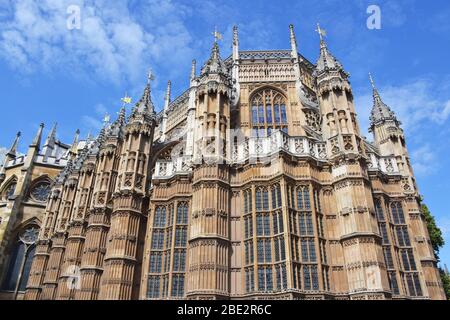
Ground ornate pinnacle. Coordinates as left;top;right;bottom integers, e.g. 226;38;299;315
212;26;223;43
316;23;326;42
103;114;111;126
233;25;239;45
165;81;172;104
129;71;156;120
369;73;399;127
289;24;298;58
191;60;197;80
31;123;45;147
6;131;21;158
369;72;376;90
147;70;155;87
70;129;80;155
118;107;126;124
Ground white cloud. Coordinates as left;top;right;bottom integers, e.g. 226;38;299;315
81;115;102;131
354;78;450;178
355;78;450;136
438;216;450;239
0;0;197;85
94;103;107;116
410;144;437;176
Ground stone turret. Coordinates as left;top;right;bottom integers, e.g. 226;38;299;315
314;24;389;298
315;24;363;158
368;73;445;299
75;107;127;300
99;74;157;300
369;73;405;160
187;37;232;299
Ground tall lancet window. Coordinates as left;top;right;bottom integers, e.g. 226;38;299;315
1;226;39;294
251;88;288;137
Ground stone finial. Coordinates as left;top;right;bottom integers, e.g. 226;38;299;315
191;60;197;80
31;123;45;148
368;73;400;127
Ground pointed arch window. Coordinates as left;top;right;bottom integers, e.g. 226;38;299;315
297;186;311;210
256;187;269;211
7;183;17;199
374;198;384;221
391;202;405;224
2;179;17;201
1;226;39;293
251;89;288;137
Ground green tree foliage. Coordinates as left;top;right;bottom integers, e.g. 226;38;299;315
440;269;450;300
421;204;445;257
421;203;449;299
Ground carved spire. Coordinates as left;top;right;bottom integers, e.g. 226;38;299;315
44;122;57;147
103;114;111;127
106;106;127;139
315;23;345;75
117;106;126;126
69;129;80;155
6;131;21;158
289;24;299;60
0;132;20;180
233;25;239;61
316;23;326;48
191;60;197;81
200;30;228;77
30;123;44;148
164;80;171;113
41;122;58;159
130;71;156;122
86;130;94;143
369;73;400;128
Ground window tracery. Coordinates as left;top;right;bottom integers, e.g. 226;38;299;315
30;182;51;202
147;202;189;299
251;89;288;137
304;110;322;132
1;226;39;292
2;180;17;200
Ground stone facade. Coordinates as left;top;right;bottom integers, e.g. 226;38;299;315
0;123;84;300
2;24;445;300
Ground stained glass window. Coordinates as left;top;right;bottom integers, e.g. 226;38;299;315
388;271;400;295
256;215;263;236
374;199;384;221
30;182;51;202
384;247;394;269
5;182;17;199
391;202;405;224
297;186;311;210
379;223;390;245
2;227;39;292
171;274;184;297
176;203;188;225
251;89;288;137
147;276;160;298
245;268;255;293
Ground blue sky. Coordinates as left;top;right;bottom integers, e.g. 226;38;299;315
0;0;449;267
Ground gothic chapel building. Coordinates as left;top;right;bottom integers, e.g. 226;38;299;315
5;25;444;300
